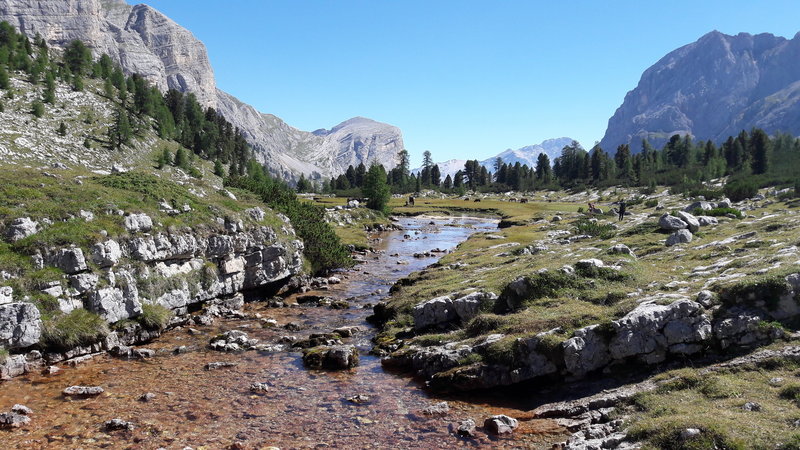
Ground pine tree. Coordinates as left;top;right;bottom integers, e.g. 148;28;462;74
214;159;225;177
43;71;55;103
174;147;188;168
31;100;44;118
362;163;390;214
0;65;9;89
431;164;441;186
57;121;66;136
443;174;453;190
109;108;131;148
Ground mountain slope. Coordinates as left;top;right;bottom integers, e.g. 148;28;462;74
0;0;403;181
600;30;800;152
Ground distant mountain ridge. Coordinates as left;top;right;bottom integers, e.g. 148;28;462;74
600;30;800;152
0;0;403;181
415;137;576;178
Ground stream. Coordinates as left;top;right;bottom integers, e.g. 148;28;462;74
0;216;565;449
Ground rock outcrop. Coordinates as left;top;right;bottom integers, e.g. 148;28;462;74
600;30;800;151
0;212;303;378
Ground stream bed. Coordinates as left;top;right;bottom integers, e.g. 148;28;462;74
0;216;566;449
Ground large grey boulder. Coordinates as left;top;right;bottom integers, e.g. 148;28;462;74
666;229;693;247
412;296;456;330
4;218;38;242
0;302;42;349
91;240;122;268
451;292;496;323
682;201;713;213
87;286;142;323
676;211;700;233
562;325;611;377
124;214;153;233
659;213;688;231
49;248;88;274
608;299;710;362
697;216;719;227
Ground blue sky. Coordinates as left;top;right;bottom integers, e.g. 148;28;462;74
134;1;800;166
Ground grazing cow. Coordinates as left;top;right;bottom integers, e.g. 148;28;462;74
509;198;518;202
474;198;481;202
520;198;529;203
409;196;415;206
464;197;470;201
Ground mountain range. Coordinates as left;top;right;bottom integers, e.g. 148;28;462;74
414;137;576;178
600;30;800;152
0;0;403;181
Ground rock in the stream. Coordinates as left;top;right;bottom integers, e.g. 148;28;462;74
453;419;477;438
484;414;518;435
139;392;156;402
103;418;134;431
205;361;238;370
0;412;30;428
250;382;270;393
347;394;371;404
302;345;359;370
63;385;104;396
11;404;32;415
420;401;450;416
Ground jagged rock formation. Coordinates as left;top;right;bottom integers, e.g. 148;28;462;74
600;30;800;152
0;0;404;181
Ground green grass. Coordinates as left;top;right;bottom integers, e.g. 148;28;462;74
42;309;109;351
137;303;174;330
0;348;8;363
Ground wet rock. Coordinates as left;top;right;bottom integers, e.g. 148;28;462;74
139;392;156;402
249;382;269;393
484;414;518;435
333;326;362;338
11;404;32;415
103;418;134;431
0;302;43;349
124;213;153;233
283;322;302;331
421;401;450;416
205;361;238;370
666;229;693;246
209;330;259;352
63;385;104;396
453;419;477;438
133;348;156;359
4;217;39;242
0;412;30;428
347;394;371;404
659;213;688;231
302;345;359;370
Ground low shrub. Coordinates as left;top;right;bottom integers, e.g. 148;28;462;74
644;199;659;208
724;178;758;202
695;207;743;219
42;309;109;350
138;303;173;330
573;218;616;239
0;347;8;363
628;420;746;450
717;275;790;310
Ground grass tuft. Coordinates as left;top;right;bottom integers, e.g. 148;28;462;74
42;309;109;351
138;303;173;331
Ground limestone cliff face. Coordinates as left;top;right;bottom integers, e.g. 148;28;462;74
0;0;217;107
0;0;405;181
600;31;800;151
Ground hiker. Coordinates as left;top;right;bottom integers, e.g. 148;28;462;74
618;200;627;221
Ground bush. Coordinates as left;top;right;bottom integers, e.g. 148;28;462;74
695;207;743;218
0;347;8;363
573;218;616;239
645;199;659;208
724;178;758;202
628;421;746;450
138;303;173;330
31;100;45;118
42;309;109;350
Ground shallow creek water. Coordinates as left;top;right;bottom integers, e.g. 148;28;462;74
0;216;566;449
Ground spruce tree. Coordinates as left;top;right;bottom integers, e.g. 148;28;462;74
0;65;9;89
57;121;66;136
31;100;44;118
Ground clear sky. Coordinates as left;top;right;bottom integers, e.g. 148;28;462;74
133;1;799;166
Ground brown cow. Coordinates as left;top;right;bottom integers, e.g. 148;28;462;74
509;198;518;202
474;198;481;202
520;198;529;203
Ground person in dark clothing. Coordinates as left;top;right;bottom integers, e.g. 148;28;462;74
618;200;626;221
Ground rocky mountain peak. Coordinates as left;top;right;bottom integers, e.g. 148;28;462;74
600;30;800;152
